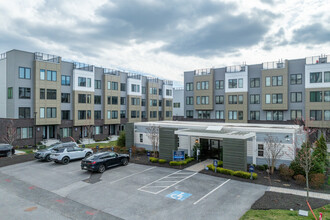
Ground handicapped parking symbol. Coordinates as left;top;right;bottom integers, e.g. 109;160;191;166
166;191;192;201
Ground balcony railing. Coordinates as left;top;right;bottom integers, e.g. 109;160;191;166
226;65;246;73
163;80;173;85
127;73;141;80
306;55;330;64
35;52;60;63
73;62;94;72
148;77;159;83
194;68;211;76
0;52;6;60
174;87;184;90
262;60;285;69
104;68;120;76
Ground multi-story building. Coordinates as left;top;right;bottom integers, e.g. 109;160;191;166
183;55;330;141
0;49;173;146
173;87;184;119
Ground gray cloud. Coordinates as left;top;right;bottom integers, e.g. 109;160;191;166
292;23;330;44
262;27;288;51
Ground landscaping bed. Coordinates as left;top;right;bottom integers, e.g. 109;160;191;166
0;153;35;168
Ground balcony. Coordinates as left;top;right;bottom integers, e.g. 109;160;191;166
194;68;211;76
306;55;330;65
262;60;285;69
163;80;173;85
104;68;120;76
128;73;141;80
148;77;159;83
73;62;93;72
35;52;60;63
226;65;246;73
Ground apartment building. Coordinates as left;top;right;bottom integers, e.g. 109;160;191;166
0;49;173;146
184;55;330;140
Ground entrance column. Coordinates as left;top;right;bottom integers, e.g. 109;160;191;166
252;134;257;165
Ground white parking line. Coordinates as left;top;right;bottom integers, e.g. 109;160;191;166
109;167;156;184
155;173;197;194
193;179;230;205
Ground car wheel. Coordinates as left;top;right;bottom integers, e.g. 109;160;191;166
6;151;11;157
11;149;15;155
61;157;70;165
121;158;128;166
85;152;92;158
98;164;105;173
45;154;52;162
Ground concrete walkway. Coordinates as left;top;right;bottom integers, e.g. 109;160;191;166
184;159;213;172
268;186;330;200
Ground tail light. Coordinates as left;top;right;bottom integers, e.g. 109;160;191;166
88;161;96;165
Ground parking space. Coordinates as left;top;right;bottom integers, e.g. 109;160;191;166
0;160;267;220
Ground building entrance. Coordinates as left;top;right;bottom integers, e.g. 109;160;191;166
200;138;223;160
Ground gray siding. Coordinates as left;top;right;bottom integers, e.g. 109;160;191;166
60;61;74;120
125;123;134;148
223;138;247;171
159;127;178;161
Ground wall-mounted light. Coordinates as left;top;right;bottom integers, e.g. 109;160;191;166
75;127;78;132
195;139;199;144
37;127;40;132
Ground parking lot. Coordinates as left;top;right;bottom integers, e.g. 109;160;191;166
0;160;267;220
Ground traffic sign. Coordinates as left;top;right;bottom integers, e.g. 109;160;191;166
213;160;218;167
249;165;254;172
147;151;150;157
166;191;192;201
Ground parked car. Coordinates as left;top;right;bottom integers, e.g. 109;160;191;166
34;142;63;161
50;144;93;165
0;144;15;157
81;152;129;173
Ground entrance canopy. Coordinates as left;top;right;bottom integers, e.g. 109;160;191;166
175;128;255;139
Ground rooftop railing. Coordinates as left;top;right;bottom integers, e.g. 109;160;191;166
225;65;246;73
127;73;142;80
163;80;173;85
262;60;285;69
194;68;211;76
35;52;60;63
147;77;159;83
0;52;6;60
306;55;330;64
73;62;94;72
104;68;120;76
174;87;184;90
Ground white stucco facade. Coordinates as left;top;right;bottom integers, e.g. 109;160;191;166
72;68;95;92
305;63;330;89
225;66;248;93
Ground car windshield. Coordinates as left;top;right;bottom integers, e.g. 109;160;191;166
53;147;65;153
86;154;99;160
46;143;61;150
0;144;11;149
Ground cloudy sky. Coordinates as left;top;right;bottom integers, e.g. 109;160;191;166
0;0;329;87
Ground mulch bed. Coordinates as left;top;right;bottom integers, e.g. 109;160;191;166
200;169;330;194
0;154;35;168
130;155;199;170
252;191;329;210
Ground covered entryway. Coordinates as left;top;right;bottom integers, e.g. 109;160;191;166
200;138;223;160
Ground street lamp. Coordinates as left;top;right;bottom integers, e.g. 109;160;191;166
34;112;37;149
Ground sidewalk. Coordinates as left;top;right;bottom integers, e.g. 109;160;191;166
184;159;213;172
268;186;330;200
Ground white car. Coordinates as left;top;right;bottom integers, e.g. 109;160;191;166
50;143;93;165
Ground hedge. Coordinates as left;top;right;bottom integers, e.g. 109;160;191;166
158;159;167;164
169;157;194;166
149;157;159;163
207;164;258;180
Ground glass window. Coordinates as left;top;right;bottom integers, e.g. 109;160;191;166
238;95;243;104
324;91;330;102
112;111;118;119
215;110;224;119
111;96;118;105
61;93;70;103
19;87;31;99
310;91;322;102
40;69;45;80
238;111;243;120
61;75;71;86
40;108;45;118
19;67;31;79
324;110;330;121
78;110;86;120
47;89;57;100
196;82;201;90
94;95;101;104
310;72;322;83
111;82;118;90
291;92;302;103
310;110;322;121
40;89;45;99
272;94;283;104
265;94;271;104
95;80;101;89
215;96;224;104
46;107;56;118
266;111;272;120
120;83;126;91
51;71;57;81
272;76;283;86
186;110;193;118
265;77;271;87
250;111;260;120
142;86;146;94
291;110;302;120
229;79;237;88
228;111;237;120
78;77;86;87
94;111;101;120
19;107;30;118
87;78;91;87
186;96;193;105
325;72;330;82
238;78;243;88
258;144;264;157
7;87;13;99
290;74;302;85
273;111;283;121
186;82;193;91
87;110;91;119
250;78;260;88
78;94;86;103
62;110;70;120
250;94;260;104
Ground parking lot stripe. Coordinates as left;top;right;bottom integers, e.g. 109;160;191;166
109;167;156;184
193;179;230;205
154;172;197;194
137;170;181;191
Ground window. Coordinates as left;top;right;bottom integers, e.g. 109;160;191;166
19;107;30;118
266;111;272;120
78;94;86;103
61;93;70;103
250;111;260;120
150;111;157;118
166;111;172;117
159;100;162;107
112;111;118;119
87;110;91;119
19;67;31;79
258;144;264;157
310;91;322;102
141;111;146;119
111;82;118;90
196;82;201;90
111;96;118;105
94;111;101;119
95;80;101;89
325;72;330;82
7;87;13;99
61;110;70;120
215;80;224;89
141;99;146;106
87;78;91;88
120;97;126;105
324;110;330;121
272;76;283;86
149;99;157;106
250;94;260;104
186;96;193;105
228;79;237;88
47;70;57;81
78;110;86;120
272;94;283;104
159;89;162;96
228;111;237;120
310;110;322;121
47;89;57;100
107;81;111;90
120;110;126;118
201;81;209;90
238;111;243;120
324;91;330;102
120;83;126;91
238;95;243;104
166;100;172;107
265;77;271;87
291;92;302;103
273;111;284;121
132;98;140;106
78;77;86;86
291;110;302;120
17;127;33;139
140;134;143;143
94;95;101;104
60;128;72;138
166;89;172;96
61;75;70;86
215;110;224;119
197;111;211;119
131;111;140;118
196;96;200;105
265;94;271;104
201;96;209;105
173;103;180;108
228;95;237;104
149;87;157;94
142;86;146;94
107;110;111;119
186;82;193;91
238;78;243;88
40;69;45;80
186;110;193;118
215;95;224;104
40;108;45;118
46;107;56;118
132;84;141;92
19;87;31;99
310;72;322;83
40;89;45;99
250;78;260;88
290;74;302;85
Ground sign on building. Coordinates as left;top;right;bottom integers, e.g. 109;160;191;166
173;150;185;161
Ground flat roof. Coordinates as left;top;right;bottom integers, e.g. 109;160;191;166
175;129;255;139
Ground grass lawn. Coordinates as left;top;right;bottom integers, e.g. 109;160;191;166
80;140;117;148
240;204;329;220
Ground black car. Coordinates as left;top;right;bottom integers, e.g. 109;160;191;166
0;144;15;157
81;152;129;173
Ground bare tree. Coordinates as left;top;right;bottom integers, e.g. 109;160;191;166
264;134;285;174
2;120;17;146
146;125;159;157
85;124;94;144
